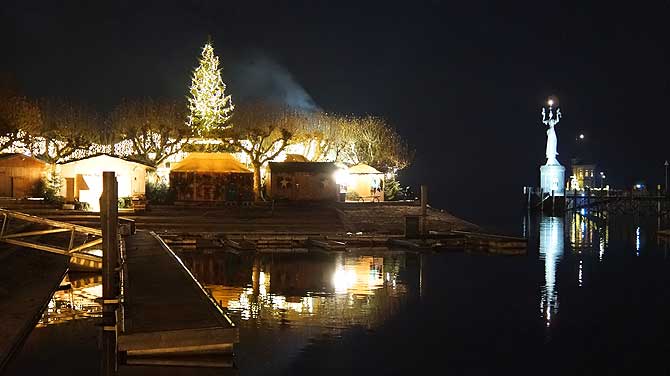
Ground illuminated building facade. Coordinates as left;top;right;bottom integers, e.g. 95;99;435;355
570;163;597;190
169;152;253;202
57;154;152;211
345;163;384;202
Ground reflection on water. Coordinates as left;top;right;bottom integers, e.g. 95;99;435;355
540;211;612;329
569;211;609;260
12;210;670;375
181;251;414;330
539;216;563;328
636;226;641;256
536;208;658;334
38;274;102;327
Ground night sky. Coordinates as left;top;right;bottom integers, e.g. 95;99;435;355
1;1;668;226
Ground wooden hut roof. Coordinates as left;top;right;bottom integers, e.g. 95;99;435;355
0;153;48;167
171;153;252;173
58;153;155;169
348;163;382;174
268;162;338;173
284;154;309;162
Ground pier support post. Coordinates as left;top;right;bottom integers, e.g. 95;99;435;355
420;185;428;235
100;171;119;376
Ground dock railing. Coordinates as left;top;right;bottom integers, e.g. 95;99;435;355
0;207;103;255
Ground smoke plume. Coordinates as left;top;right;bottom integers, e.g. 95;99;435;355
227;52;319;112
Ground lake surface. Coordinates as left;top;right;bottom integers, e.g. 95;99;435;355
6;211;670;375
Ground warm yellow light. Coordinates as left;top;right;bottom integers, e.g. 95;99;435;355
334;168;352;186
547;99;554;106
332;267;356;294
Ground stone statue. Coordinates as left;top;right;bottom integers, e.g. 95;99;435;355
542;106;561;166
539;100;565;196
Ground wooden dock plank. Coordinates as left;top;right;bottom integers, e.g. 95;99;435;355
119;231;237;355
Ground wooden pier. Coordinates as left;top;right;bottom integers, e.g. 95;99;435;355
118;230;238;364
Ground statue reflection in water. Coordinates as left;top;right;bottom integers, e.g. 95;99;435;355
539;215;564;329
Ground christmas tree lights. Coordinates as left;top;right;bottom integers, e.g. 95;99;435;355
187;40;234;137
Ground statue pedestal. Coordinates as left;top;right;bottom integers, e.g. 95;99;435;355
540;164;565;196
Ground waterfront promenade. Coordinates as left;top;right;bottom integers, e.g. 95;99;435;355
4;201;478;235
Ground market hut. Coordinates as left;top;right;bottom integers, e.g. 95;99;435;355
267;162;339;202
169;153;253;203
346;163;385;202
0;153;49;198
58;154;152;211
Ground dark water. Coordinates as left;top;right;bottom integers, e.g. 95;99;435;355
6;212;670;375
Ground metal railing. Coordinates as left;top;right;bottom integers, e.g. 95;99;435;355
0;208;102;256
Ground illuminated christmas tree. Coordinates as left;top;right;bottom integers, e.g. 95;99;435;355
187;40;234;137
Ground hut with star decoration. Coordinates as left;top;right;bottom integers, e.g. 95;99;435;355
266;161;339;202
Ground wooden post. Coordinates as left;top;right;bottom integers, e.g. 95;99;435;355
658;198;662;232
100;171;118;376
420;185;428;235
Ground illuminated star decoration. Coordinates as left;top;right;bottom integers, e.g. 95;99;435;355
280;177;291;189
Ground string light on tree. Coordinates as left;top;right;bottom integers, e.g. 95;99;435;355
187;39;234;138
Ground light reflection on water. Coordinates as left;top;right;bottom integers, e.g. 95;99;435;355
11;211;670;375
38;274;102;327
537;209;654;333
539;216;563;328
181;252;412;331
539;211;611;329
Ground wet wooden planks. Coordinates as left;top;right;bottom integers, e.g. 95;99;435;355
119;231;238;357
0;246;69;372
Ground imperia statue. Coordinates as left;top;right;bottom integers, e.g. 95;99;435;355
541;103;561;166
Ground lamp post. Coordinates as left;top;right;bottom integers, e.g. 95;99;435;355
665;160;668;196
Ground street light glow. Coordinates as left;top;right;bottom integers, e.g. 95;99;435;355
579;134;585;139
547;99;554;106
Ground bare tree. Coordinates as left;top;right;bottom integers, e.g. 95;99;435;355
341;116;413;173
110;99;191;166
0;76;40;152
30;99;98;163
227;102;309;201
302;112;357;162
